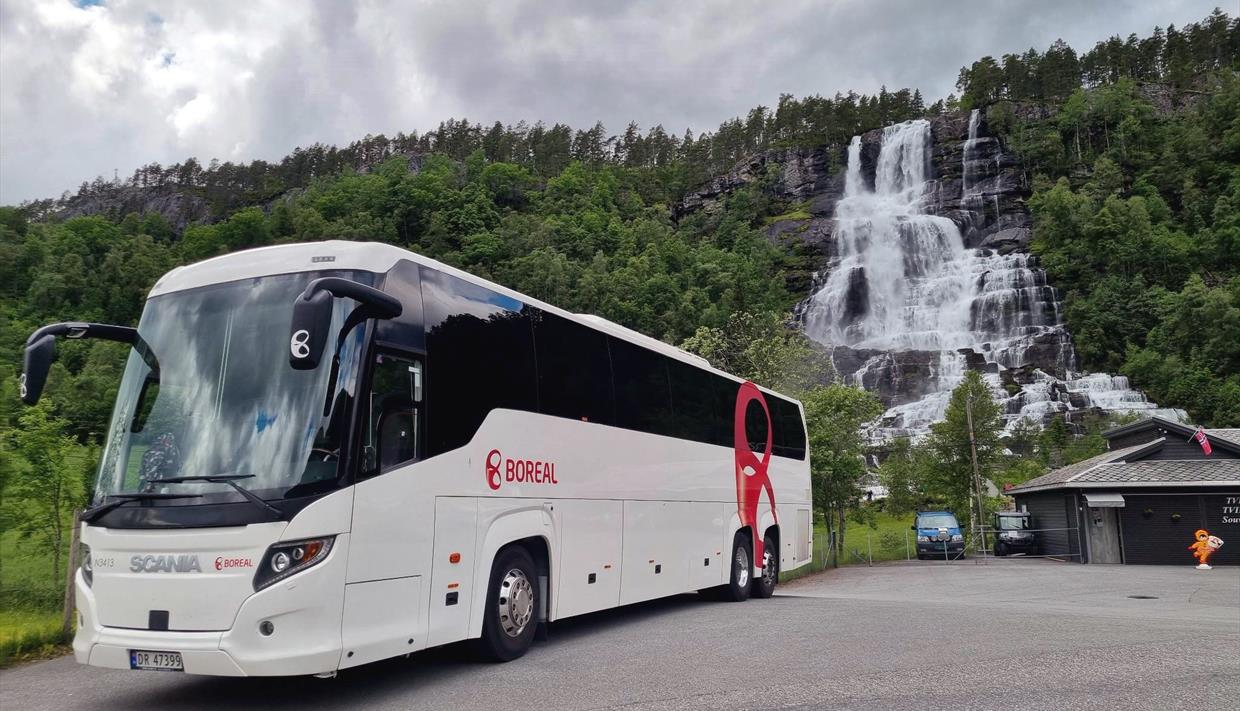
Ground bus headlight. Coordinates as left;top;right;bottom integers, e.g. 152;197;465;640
253;536;335;591
916;536;929;543
952;534;964;542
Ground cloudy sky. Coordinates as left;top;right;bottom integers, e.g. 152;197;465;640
0;0;1224;204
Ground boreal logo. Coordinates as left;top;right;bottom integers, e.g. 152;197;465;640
486;449;503;491
485;448;558;491
290;329;311;359
214;556;254;571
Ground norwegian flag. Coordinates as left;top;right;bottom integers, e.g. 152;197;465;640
1192;426;1213;456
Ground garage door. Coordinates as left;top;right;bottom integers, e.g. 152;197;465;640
1119;494;1240;565
1019;492;1079;559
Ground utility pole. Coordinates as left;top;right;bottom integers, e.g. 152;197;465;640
965;393;988;560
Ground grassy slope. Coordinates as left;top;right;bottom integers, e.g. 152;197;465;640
1;528;74;667
782;509;922;582
0;609;65;666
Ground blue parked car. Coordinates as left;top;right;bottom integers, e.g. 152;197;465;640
912;511;965;560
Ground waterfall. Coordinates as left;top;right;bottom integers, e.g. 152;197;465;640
803;119;1057;358
844;136;863;199
799;117;1184;440
802;121;977;353
962;109;981;195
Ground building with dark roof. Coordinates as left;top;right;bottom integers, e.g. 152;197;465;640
1006;417;1240;565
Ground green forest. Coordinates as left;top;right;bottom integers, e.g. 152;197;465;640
0;9;1237;660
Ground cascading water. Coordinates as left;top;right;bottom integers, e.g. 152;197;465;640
800;112;1184;440
804;122;978;352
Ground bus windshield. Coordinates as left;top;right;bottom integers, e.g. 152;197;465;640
94;272;369;507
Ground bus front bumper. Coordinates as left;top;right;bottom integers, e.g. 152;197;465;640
73;545;348;677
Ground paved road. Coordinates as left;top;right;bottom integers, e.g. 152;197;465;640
2;560;1237;710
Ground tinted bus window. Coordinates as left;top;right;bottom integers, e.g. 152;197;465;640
533;311;615;426
422;269;538;455
744;397;770;453
374;260;425;351
668;360;728;446
609;337;673;437
770;396;807;460
713;377;741;447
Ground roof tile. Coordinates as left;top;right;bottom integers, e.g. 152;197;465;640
1008;441;1156;492
1206;428;1240;446
1075;459;1240;484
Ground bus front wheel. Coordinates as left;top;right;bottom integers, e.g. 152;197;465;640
712;531;753;602
476;546;539;662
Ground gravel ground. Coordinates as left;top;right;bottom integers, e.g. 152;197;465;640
1;559;1236;710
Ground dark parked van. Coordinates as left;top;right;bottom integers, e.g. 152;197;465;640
913;511;964;560
993;511;1037;556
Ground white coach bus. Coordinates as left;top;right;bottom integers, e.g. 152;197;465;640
19;241;811;676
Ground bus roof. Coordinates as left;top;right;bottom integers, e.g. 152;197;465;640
148;241;799;407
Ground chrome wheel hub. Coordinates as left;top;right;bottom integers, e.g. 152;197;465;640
735;545;750;588
761;548;776;587
498;568;535;637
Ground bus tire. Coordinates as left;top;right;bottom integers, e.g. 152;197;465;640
721;531;753;602
475;546;539;662
751;533;778;599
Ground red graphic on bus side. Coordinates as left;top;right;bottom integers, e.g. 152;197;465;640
734;381;776;565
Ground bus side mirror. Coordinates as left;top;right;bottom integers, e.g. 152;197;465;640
289;290;334;370
20;322;140;405
20;334;56;405
289;277;402;371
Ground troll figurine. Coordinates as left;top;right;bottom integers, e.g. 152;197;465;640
1188;529;1224;569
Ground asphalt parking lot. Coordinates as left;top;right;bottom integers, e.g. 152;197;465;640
1;559;1237;710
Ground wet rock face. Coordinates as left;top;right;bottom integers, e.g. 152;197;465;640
55;152;424;233
676;146;843;219
924;111;1033;249
59;186;212;233
827;347;943;408
775;147;837;200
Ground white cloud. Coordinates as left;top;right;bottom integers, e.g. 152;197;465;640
0;0;1225;204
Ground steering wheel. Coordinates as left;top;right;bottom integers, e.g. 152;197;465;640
310;448;339;462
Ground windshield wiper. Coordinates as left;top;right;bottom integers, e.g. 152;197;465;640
153;475;285;520
81;493;203;523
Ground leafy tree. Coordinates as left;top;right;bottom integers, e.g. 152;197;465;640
957;56;1005;108
924;371;1004;525
802;385;882;563
877;437;936;516
681;311;833;394
3;404;92;586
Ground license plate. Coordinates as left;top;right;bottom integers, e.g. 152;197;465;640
129;649;184;672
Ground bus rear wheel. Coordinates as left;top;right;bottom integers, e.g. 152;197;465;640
751;533;778;599
475;546;538;662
